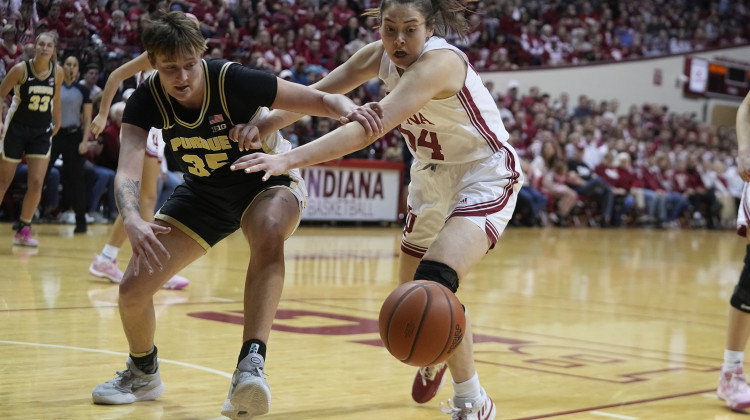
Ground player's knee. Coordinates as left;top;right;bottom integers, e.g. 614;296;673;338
414;260;459;293
730;244;750;313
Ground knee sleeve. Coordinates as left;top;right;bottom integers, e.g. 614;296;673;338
414;260;459;293
730;244;750;313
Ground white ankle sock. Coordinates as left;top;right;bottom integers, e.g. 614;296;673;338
452;372;480;400
725;349;744;371
101;245;120;261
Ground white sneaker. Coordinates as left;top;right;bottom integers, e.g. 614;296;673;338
92;358;164;405
718;366;750;410
221;353;270;419
441;388;496;420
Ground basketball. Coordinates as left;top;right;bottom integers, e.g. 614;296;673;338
378;280;466;367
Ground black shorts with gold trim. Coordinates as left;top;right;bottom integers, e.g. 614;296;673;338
155;173;297;250
2;120;53;161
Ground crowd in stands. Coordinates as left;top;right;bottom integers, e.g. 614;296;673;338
0;0;749;229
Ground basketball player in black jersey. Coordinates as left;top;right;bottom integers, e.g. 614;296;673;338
0;31;62;247
90;11;383;419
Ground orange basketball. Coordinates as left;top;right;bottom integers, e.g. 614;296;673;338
378;280;466;367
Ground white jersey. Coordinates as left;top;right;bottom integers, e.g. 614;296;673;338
738;183;749;237
378;36;510;165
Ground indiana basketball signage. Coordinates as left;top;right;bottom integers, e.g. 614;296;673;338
300;160;403;222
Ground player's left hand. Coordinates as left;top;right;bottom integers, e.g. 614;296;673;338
339;102;384;137
231;153;288;182
228;123;263;152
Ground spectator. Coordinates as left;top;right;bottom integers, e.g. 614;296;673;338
0;24;21;72
79;62;102;100
617;151;660;226
567;141;614;226
63;11;90;54
10;0;35;46
37;2;66;38
99;10;131;50
672;156;719;229
83;0;108;32
515;158;548;226
289;55;310;85
531;139;577;226
705;159;737;228
653;154;690;228
594;150;635;226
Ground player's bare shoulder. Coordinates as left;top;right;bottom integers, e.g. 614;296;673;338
413;49;466;98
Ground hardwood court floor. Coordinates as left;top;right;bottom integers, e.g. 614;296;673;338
0;222;747;420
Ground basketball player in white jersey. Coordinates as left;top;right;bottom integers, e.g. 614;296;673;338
88;51;190;289
718;90;750;410
230;0;522;418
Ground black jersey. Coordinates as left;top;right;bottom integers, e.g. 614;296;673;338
7;59;57;127
122;59;278;187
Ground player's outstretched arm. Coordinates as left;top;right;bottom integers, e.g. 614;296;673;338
738;91;750;182
91;52;152;137
231;49;465;180
253;41;384;137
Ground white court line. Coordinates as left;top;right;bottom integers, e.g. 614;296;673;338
0;340;232;378
591;411;638;420
208;296;236;302
702;393;719;399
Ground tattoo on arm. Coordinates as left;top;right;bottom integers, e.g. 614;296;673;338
116;178;141;219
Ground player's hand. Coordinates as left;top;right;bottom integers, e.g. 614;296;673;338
228;123;263;151
90;114;107;138
77;141;88;155
123;217;171;276
231;153;288;182
339;102;384;137
739;147;750;182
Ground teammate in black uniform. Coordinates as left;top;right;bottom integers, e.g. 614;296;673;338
0;31;62;247
90;11;383;419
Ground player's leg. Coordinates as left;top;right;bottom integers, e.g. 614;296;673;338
222;187;301;420
0;158;29;244
20;156;48;224
414;152;518;418
92;224;205;405
719;187;750;410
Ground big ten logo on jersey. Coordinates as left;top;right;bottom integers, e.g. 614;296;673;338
209;113;226;133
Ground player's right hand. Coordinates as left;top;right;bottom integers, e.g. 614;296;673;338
91;114;107;138
231;153;289;182
123;217;171;276
229;123;263;151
